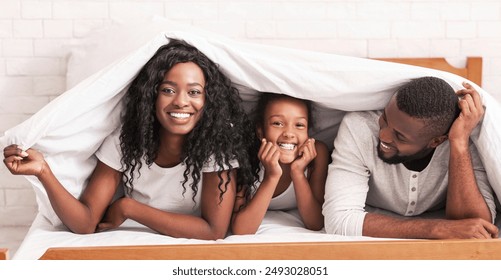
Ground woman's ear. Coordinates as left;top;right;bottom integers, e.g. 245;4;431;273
428;135;448;148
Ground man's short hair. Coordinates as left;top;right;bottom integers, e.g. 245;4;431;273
395;76;460;137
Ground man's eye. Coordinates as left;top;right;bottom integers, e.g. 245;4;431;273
395;135;407;143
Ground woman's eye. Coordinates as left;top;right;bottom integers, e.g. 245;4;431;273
188;90;202;96
160;88;175;95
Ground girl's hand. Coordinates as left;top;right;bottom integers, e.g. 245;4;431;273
291;138;317;175
449;82;484;147
96;197;130;232
258;138;282;179
3;144;48;177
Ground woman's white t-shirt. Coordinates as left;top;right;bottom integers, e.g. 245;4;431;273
95;128;239;216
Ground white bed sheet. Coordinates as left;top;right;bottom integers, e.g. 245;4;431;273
13;210;383;260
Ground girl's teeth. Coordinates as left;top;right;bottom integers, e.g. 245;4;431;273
279;143;296;150
170;113;190;119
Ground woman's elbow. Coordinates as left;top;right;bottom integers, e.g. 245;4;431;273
231;226;257;236
203;229;228;240
67;223;97;235
305;223;324;231
230;219;258;235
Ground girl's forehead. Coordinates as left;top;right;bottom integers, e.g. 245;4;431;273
266;97;308;116
267;97;306;109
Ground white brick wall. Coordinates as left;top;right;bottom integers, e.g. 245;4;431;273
1;0;500;227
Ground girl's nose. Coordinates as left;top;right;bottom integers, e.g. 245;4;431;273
282;129;295;138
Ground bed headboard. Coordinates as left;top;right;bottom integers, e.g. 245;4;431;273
374;57;482;86
0;248;7;260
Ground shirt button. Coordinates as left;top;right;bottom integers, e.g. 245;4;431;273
410;201;416;206
411;187;416;192
412;174;417;178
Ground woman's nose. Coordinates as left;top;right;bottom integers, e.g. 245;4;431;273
172;92;189;107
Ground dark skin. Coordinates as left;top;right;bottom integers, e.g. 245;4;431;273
3;62;236;240
231;97;329;234
364;82;498;239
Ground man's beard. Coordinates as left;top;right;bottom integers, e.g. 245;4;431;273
377;142;432;165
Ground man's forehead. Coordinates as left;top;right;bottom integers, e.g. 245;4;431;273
384;97;429;140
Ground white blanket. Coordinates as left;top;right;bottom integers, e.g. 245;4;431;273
1;27;501;257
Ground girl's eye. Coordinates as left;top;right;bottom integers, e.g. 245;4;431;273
296;123;306;128
272;121;283;127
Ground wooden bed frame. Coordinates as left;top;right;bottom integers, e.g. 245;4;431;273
376;57;482;86
0;248;7;260
2;56;492;260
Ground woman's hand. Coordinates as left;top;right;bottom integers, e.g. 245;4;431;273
3;144;48;177
96;197;131;232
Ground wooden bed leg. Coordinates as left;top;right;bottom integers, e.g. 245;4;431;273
0;248;8;260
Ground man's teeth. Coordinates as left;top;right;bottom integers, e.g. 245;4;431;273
279;143;296;150
381;142;390;149
170;112;190;119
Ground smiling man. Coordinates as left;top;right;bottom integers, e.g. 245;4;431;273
323;76;499;239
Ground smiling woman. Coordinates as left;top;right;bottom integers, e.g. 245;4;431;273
2;38;258;241
155;62;206;138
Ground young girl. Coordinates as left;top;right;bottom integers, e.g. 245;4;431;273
3;39;257;240
231;93;329;234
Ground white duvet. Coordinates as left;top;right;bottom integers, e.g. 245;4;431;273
1;22;501;260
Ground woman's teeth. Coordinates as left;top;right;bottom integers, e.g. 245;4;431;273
170;112;190;119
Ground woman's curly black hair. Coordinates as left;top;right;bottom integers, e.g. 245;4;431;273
119;38;259;204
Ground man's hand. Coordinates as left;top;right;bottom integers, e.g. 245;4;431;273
448;82;484;147
433;218;498;239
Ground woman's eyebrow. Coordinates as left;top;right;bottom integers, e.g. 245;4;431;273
160;80;176;86
187;82;204;88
